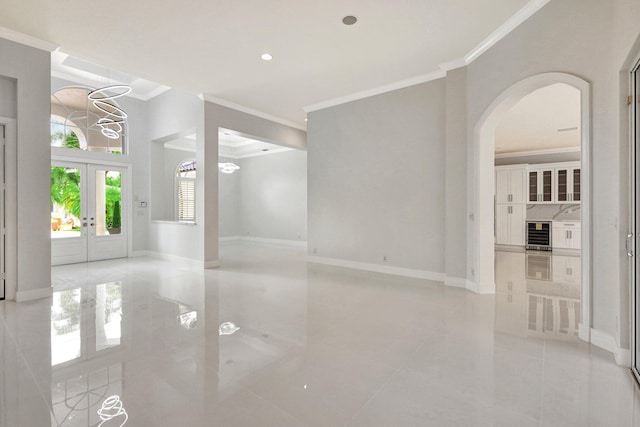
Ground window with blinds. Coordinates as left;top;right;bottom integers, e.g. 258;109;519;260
176;160;196;222
177;178;195;221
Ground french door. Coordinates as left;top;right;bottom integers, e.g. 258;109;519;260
632;60;640;383
51;161;127;265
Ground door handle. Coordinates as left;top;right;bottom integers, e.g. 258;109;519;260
627;233;634;257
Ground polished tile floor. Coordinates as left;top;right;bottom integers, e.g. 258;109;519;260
1;244;639;426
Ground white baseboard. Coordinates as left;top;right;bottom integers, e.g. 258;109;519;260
578;323;590;342
590;328;631;367
307;255;445;282
204;260;220;269
16;286;53;302
131;250;152;257
444;276;477;292
221;236;307;248
132;250;214;269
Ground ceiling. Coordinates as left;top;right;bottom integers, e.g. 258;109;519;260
0;0;547;129
495;83;581;156
164;130;293;159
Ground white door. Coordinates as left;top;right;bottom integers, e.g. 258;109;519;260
509;205;525;246
51;162;127;266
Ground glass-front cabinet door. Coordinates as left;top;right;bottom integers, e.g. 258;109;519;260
528;169;554;203
556;165;581;203
529;171;538;202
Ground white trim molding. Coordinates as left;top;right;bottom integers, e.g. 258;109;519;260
590;328;631;367
464;0;551;64
304;70;445;113
0;25;58;52
307;255;445;282
444;276;481;293
201;94;306;131
220;236;307;248
16;286;53;302
495;146;581;159
131;250;215;269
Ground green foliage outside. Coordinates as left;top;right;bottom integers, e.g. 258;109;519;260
105;174;121;229
51;166;81;220
50;129;122;227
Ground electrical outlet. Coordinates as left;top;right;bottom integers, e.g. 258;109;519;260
471;268;475;277
383;255;388;262
312;248;318;254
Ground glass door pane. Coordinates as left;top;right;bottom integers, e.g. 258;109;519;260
94;169;122;236
529;171;538;202
557;169;568;201
573;169;581;201
634;62;640;382
542;170;552;202
51;166;82;239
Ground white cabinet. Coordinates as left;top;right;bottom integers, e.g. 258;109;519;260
527;168;554;203
552;222;581;250
495;165;526;247
555;165;581;203
496;167;526;204
496;204;525;246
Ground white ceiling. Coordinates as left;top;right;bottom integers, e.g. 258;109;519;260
495;83;581;156
164;130;293;159
0;0;547;129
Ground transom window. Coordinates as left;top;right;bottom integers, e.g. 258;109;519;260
51;86;127;154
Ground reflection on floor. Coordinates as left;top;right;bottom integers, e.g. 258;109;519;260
0;243;639;426
496;250;581;342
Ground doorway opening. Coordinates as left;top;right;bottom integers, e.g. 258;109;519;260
217;128;307;258
474;73;591;341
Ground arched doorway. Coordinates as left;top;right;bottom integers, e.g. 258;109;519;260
473;72;591;341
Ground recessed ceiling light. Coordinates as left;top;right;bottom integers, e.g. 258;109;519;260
304;118;308;122
342;15;357;25
261;53;273;61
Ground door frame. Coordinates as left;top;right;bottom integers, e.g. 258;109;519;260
630;57;640;382
0;117;16;300
473;72;591;341
51;154;132;263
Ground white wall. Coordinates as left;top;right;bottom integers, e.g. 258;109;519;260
238;150;307;242
0;37;51;300
219;155;240;237
308;80;446;273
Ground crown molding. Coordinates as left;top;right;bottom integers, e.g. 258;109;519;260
201;94;306;131
0;26;58;52
304;70;445;113
495;146;580;159
464;0;551;64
